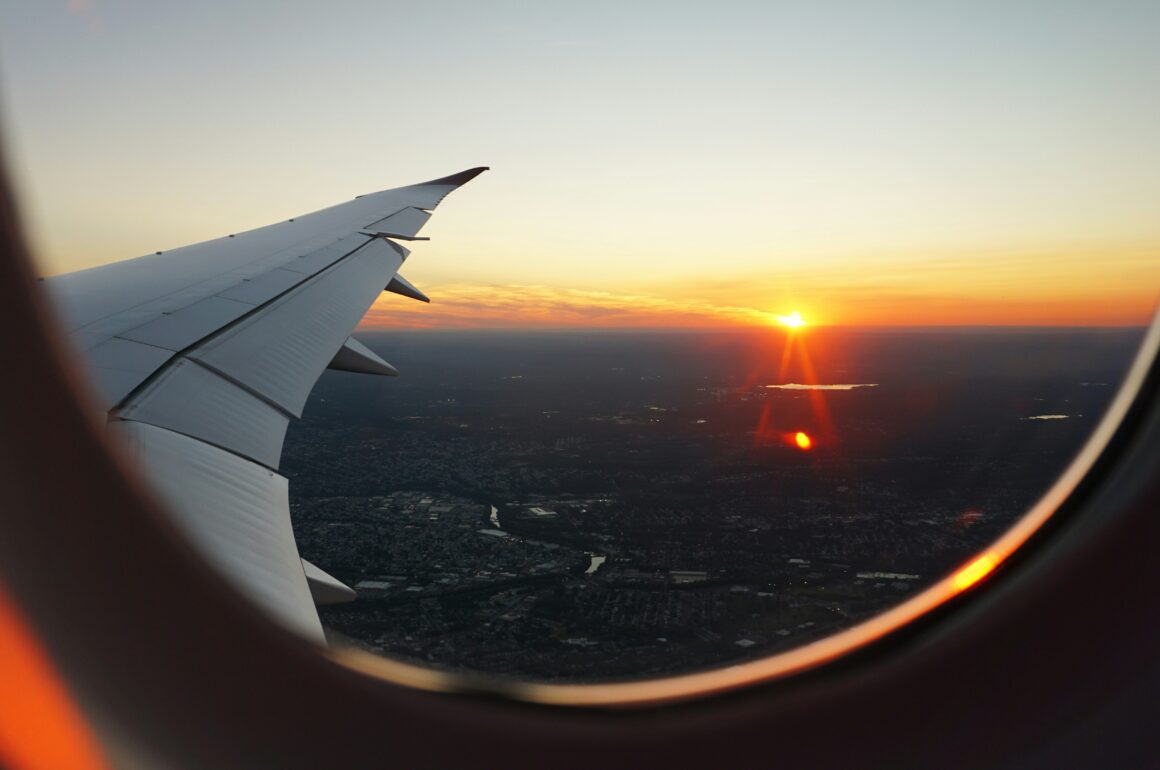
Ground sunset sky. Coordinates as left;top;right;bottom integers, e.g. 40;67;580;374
1;2;1156;328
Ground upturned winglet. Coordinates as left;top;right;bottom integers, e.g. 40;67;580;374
417;167;490;187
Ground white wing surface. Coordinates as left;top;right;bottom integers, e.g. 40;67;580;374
43;168;488;641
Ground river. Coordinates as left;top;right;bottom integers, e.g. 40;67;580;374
488;503;606;576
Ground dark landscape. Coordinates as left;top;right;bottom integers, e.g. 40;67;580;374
283;327;1143;681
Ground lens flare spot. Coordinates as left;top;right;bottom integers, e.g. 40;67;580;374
952;552;1000;593
794;431;812;450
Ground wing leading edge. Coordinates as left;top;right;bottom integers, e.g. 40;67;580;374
44;168;488;642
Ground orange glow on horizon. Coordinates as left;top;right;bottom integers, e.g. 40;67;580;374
794;431;812;450
360;276;1156;331
952;552;1001;593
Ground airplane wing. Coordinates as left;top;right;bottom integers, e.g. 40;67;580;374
41;168;488;642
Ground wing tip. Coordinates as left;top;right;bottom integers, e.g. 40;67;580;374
420;166;490;187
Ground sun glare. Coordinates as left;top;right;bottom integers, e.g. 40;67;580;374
794;431;812;450
775;311;806;329
952;552;1000;593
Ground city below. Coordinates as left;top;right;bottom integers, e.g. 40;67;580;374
283;327;1141;681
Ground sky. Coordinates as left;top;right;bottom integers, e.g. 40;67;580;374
1;1;1157;328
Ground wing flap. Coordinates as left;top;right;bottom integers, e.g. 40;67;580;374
117;359;290;470
363;207;432;239
189;238;402;417
108;421;322;642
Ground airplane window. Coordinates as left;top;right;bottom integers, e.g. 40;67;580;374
4;2;1158;703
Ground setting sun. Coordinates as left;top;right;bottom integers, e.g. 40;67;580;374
794;431;812;450
775;311;807;329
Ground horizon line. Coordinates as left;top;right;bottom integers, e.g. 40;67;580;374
357;322;1152;333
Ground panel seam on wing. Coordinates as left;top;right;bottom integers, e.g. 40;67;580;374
109;235;376;413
